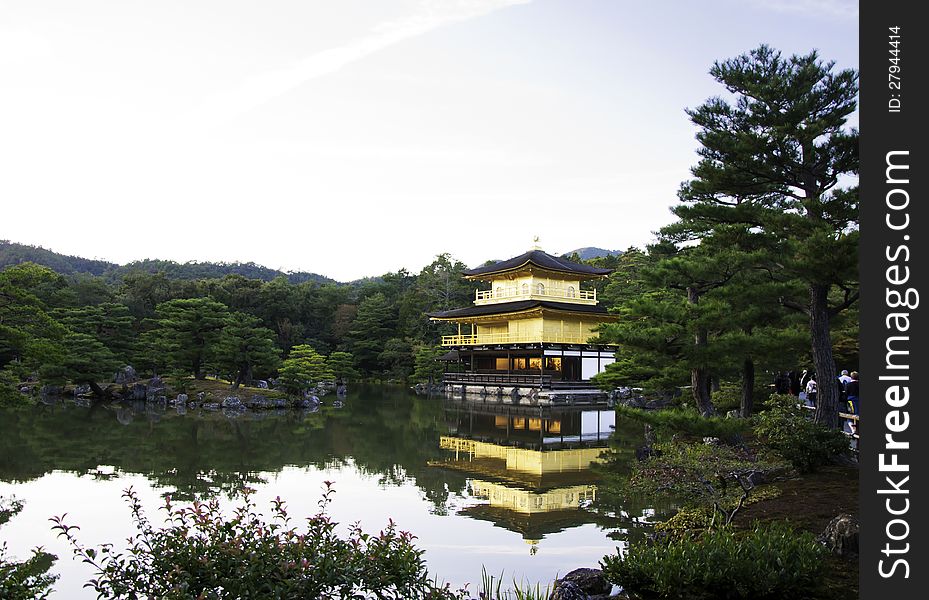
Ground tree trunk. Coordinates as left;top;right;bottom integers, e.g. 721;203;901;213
89;380;106;398
692;367;714;416
810;284;839;428
740;358;754;418
688;286;715;416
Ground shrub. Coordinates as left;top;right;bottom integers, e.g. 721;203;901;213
753;394;849;473
52;484;465;599
1;497;57;600
601;521;826;599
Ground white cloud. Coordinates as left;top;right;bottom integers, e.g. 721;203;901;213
186;0;531;128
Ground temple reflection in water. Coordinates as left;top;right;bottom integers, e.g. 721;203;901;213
431;398;617;541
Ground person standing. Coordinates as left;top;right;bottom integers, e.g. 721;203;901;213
804;374;817;407
838;369;852;388
846;371;860;415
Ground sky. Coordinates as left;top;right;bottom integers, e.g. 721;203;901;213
0;0;859;281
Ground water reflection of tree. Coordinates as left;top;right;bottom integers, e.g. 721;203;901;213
0;386;467;509
590;419;678;547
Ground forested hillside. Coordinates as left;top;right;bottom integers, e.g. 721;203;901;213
0;241;334;284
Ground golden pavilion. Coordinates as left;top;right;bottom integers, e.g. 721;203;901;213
427;246;618;402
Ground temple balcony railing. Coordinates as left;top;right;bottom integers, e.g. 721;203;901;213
442;373;554;387
474;287;597;306
441;333;597;346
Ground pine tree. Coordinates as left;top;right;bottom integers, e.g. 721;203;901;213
41;333;121;397
212;312;280;389
140;298;230;379
669;45;858;427
412;346;446;385
326;351;360;382
52;303;136;364
346;293;395;375
278;345;334;397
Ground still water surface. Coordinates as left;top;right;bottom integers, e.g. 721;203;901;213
0;385;664;597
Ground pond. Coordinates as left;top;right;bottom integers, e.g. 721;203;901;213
0;385;668;597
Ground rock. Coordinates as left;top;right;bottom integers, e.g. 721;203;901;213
222;396;242;409
130;383;147;401
256;380;269;389
196;391;206;401
202;402;221;411
620;396;646;409
549;580;589;600
114;366;138;384
726;409;741;419
175;393;188;405
295;396;320;409
246;395;268;409
146;376;166;400
71;384;91;397
40;384;63;397
19;386;31;394
555;568;612;598
818;514;859;558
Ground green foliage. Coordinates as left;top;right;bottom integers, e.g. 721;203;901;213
52;485;464;599
614;406;750;441
212;312;280;388
0;264;68;368
413;346;446;384
1;497;58;599
477;567;554;600
670;45;859;426
326;351;360;382
347;292;396;375
278;345;335;396
653;507;713;537
753;394;849;473
379;338;415;381
601;521;827;600
41;332;122;391
0;366;30;408
141;298;230;378
605;435;785;519
52;303;136;364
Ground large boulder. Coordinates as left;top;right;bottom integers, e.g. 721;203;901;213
221;396;242;409
549;580;589;600
553;568;612;599
114;366;138;384
130;383;148;401
818;513;859;558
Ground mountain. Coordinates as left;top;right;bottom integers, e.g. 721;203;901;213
0;240;337;284
563;247;623;260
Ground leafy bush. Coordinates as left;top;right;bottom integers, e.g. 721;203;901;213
753;394;849;473
625;440;782;508
1;497;58;600
52;484;465;599
601;521;826;599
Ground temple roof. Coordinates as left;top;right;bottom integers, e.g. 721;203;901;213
464;250;612;279
427;300;609;319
